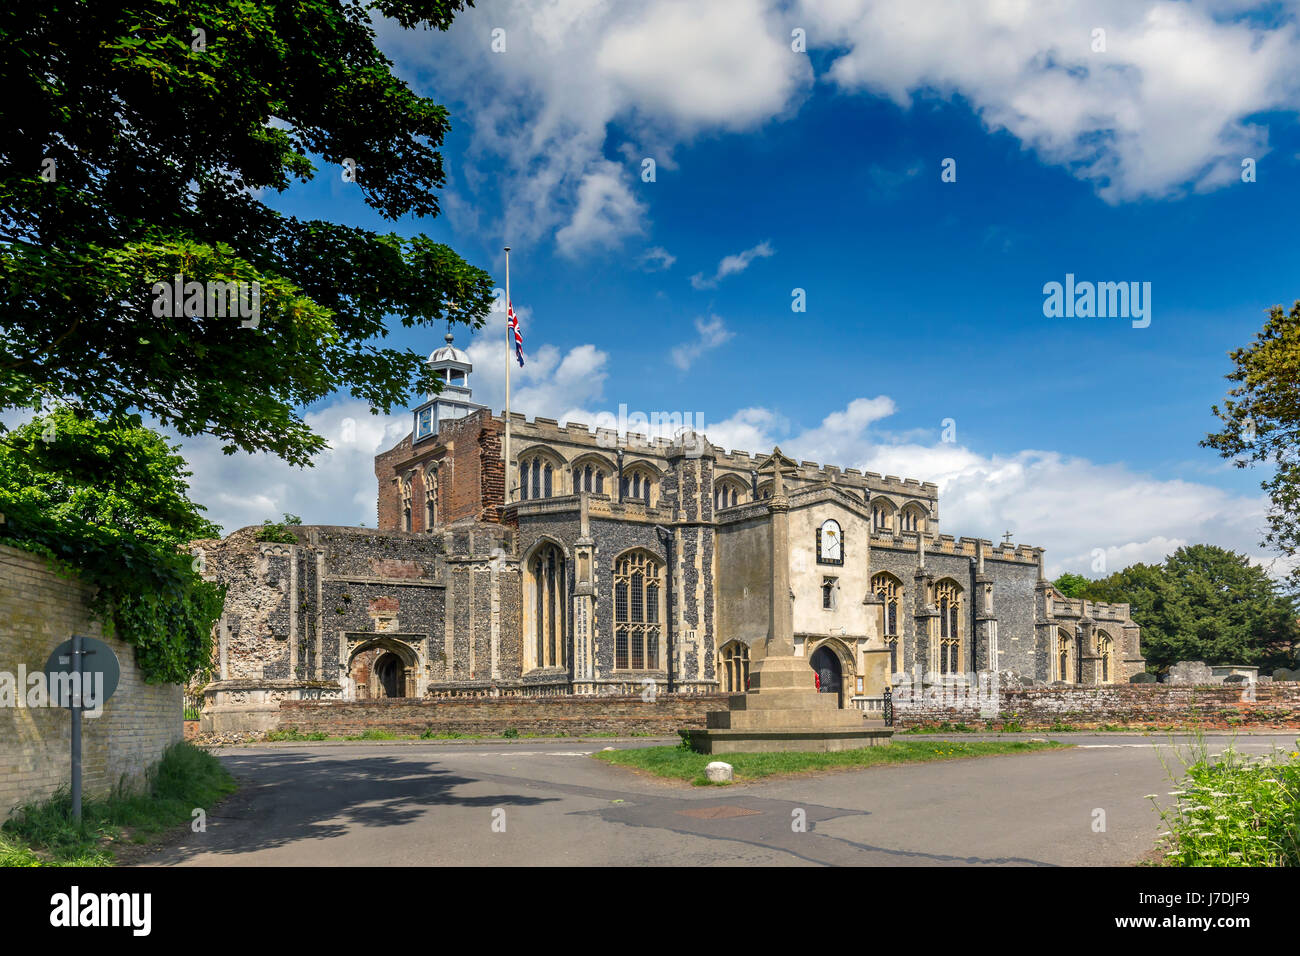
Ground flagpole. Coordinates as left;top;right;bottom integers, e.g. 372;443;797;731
503;245;511;505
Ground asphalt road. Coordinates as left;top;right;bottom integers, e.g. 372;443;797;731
145;734;1297;867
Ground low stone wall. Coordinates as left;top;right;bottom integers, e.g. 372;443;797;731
895;682;1300;730
201;678;344;734
277;693;730;737
0;545;183;820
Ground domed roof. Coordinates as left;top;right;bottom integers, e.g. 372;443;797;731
428;331;471;366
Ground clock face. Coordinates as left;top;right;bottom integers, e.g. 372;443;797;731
821;520;842;561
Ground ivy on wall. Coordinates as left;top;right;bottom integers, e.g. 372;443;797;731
0;409;226;684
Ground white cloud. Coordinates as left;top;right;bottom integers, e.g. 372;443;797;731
378;0;1300;255
377;0;811;255
690;240;776;290
638;246;676;271
695;395;1273;578
464;330;609;425
798;0;1300;202
172;400;408;535
670;314;734;370
553;160;647;258
704;406;791;458
594;0;810;128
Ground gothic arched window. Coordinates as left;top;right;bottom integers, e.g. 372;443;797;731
519;454;559;500
900;504;926;533
424;467;437;529
714;478;745;512
400;473;413;531
872;499;896;533
621;466;655;505
527;543;567;670
872;572;902;674
614;551;662;670
572;462;608;495
936;579;962;675
1097;632;1113;684
1057;629;1074;683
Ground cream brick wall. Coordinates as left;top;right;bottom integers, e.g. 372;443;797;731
0;544;182;820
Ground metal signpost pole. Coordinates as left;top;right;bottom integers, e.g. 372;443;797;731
70;633;82;822
46;633;117;826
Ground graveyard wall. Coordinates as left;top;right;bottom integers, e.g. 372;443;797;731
276;692;729;737
895;681;1300;730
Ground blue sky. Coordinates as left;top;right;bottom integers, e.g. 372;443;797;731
166;0;1300;578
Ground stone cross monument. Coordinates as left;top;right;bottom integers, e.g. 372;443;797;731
685;447;892;753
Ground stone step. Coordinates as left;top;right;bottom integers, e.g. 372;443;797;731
706;708;868;731
726;691;844;711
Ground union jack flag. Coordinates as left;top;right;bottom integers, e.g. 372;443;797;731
507;301;524;367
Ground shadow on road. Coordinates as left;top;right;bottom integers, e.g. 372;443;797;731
147;748;561;864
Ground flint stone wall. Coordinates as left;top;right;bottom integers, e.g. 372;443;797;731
895;681;1300;729
277;692;729;737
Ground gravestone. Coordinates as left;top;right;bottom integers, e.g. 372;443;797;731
1167;661;1214;685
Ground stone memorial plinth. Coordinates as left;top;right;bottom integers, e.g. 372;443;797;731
685;448;892;754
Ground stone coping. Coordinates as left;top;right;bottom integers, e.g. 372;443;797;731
197;735;683;748
202;679;341;692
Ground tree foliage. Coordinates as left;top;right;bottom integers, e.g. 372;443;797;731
1074;544;1299;673
1203;300;1300;590
0;409;226;683
1;0;491;466
1052;572;1090;598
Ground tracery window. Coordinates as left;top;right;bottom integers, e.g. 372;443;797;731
719;641;750;693
714;480;743;511
1097;632;1113;684
572;463;607;494
424;467;438;529
1057;630;1074;683
872;572;902;674
900;505;925;533
613;551;662;670
621;467;654;505
527;543;567;670
400;473;413;532
872;500;895;533
518;455;556;501
936;579;962;675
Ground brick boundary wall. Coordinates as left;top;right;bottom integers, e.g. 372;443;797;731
277;693;731;737
0;544;183;820
895;682;1300;730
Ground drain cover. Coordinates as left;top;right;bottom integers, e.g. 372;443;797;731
676;805;762;819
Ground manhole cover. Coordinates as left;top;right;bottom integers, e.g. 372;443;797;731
676;805;762;820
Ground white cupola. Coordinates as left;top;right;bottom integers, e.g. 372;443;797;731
411;331;486;445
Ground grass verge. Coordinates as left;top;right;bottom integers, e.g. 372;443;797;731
1148;733;1300;866
592;738;1071;785
0;742;237;866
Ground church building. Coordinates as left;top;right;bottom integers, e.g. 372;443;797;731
195;333;1145;728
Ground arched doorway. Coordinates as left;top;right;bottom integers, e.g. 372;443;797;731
375;653;406;699
810;646;842;702
348;637;419;700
